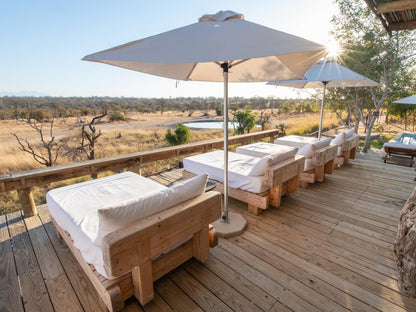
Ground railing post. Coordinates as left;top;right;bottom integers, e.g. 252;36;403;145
17;188;37;217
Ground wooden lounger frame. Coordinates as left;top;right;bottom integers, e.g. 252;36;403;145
52;191;222;311
334;135;359;167
183;155;305;216
298;144;337;188
383;145;416;167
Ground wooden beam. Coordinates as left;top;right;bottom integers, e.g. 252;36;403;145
389;20;416;31
377;0;416;14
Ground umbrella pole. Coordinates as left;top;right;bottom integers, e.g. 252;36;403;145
211;62;247;237
221;63;229;223
318;81;328;140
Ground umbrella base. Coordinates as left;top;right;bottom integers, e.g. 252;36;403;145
211;212;247;238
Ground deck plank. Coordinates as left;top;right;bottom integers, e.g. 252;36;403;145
0;214;24;312
6;211;54;312
2;150;416;311
38;206;106;312
24;213;84;311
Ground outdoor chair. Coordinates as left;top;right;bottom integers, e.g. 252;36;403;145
383;142;416;167
46;172;221;311
268;135;337;188
182;150;304;215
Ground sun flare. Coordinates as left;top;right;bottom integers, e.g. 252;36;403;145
326;40;342;59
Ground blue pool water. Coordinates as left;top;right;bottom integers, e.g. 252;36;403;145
398;133;416;145
183;121;260;129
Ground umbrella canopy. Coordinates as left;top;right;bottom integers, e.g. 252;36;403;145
83;11;326;82
267;59;380;138
393;94;416;104
82;10;327;232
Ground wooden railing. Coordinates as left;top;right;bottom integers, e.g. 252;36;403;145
0;130;279;217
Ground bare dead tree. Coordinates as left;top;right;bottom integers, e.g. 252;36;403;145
78;111;107;161
258;109;275;131
11;117;69;167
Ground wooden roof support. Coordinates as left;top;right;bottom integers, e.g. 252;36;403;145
377;0;416;14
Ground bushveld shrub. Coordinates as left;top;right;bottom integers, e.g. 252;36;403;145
165;123;191;145
109;110;127;121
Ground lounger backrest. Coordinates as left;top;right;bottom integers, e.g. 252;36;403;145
95;174;208;245
297;137;331;158
248;148;298;176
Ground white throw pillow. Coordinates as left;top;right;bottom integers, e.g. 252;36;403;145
298;143;315;158
345;129;355;138
248;147;297;176
313;137;331;150
95;173;208;246
332;132;345;145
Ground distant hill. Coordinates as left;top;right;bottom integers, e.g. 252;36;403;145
0;91;48;97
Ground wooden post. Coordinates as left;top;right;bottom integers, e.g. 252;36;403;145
350;147;357;159
132;260;154;306
287;176;298;193
17;188;37;217
269;185;282;207
193;227;210;262
314;165;325;182
324;159;334;174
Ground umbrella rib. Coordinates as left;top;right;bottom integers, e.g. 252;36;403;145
185;63;198;80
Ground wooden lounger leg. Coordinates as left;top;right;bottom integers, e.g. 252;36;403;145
247;204;262;215
287;176;298;194
314;165;325;182
193;227;210;262
343;150;351;165
132;260;154;306
269;184;282;208
324;159;334;174
107;286;125;312
350;147;356;159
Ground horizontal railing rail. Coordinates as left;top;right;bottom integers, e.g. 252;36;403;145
0;129;279;217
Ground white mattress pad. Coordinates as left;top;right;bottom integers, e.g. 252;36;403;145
274;135;318;148
237;142;314;172
46;172;167;279
183;150;269;193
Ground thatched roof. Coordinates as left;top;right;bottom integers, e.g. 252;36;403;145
363;0;416;33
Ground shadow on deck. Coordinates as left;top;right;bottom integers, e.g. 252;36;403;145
1;149;416;311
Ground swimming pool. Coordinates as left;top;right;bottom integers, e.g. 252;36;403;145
397;133;416;145
183;121;261;129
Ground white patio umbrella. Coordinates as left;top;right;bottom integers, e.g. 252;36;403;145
394;94;416;104
267;59;380;139
82;10;327;236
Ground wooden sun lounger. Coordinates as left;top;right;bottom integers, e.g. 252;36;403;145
183;155;305;216
52;191;222;311
298;144;337;188
334;135;360;166
383;144;416;167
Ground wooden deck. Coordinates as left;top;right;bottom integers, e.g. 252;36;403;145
2;149;416;312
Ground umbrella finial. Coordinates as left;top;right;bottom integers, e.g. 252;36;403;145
199;10;244;22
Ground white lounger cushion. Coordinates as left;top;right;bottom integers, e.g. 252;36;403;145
236;142;298;159
383;142;416;151
274;135;318;149
236;143;298;175
273;135;331;171
183;150;269;193
96;173;208;245
46;172;207;279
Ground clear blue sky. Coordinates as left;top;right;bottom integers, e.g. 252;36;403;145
1;0;338;99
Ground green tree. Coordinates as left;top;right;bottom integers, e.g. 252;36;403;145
165;123;191;146
233;107;257;135
331;0;416;152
